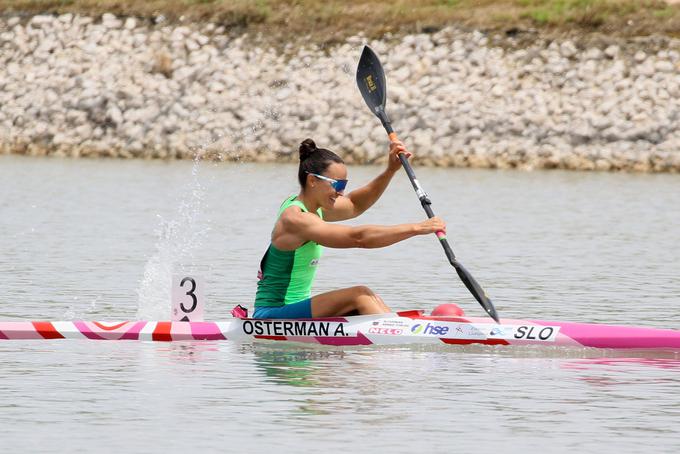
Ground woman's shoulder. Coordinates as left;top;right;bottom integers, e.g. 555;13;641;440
275;194;301;216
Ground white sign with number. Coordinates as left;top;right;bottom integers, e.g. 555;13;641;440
171;275;205;322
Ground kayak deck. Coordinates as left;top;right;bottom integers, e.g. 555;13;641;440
1;311;679;350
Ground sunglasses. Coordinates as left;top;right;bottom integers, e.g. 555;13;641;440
307;172;348;192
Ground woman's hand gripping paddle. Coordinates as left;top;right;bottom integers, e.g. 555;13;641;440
356;45;500;323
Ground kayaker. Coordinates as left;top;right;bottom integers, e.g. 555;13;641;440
253;138;446;319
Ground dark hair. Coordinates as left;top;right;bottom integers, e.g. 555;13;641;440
297;138;344;188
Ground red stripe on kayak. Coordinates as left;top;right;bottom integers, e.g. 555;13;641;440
255;335;287;341
93;321;130;331
153;322;172;342
396;310;425;318
441;338;509;346
33;321;65;339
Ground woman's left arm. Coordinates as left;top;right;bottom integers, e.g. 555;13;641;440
325;141;411;221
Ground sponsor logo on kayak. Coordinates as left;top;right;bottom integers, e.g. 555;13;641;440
513;326;559;342
372;319;411;328
489;327;509;337
455;324;486;338
242;320;347;337
411;323;449;336
368;327;403;335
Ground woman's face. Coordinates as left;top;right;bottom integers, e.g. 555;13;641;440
309;162;348;210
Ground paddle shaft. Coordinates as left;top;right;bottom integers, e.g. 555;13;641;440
385;130;457;265
387;127;499;322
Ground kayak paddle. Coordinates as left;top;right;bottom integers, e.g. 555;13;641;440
355;45;500;323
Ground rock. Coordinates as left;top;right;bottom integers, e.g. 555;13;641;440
584;48;603;61
29;15;54;28
196;34;210;47
185;39;199;52
604;45;619;59
101;13;121;29
1;18;678;172
209;81;225;93
560;41;577;59
637;61;655;77
654;60;675;73
74;123;93;139
172;66;195;82
106;105;123;125
467;128;482;141
124;18;137;30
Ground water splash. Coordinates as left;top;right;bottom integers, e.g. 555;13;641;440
63;295;101;320
136;159;210;320
134;68;305;320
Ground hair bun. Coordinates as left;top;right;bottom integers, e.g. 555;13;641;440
299;138;318;161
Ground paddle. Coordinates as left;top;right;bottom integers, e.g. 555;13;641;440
356;45;500;323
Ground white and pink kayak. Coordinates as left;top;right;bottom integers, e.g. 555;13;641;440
1;310;679;350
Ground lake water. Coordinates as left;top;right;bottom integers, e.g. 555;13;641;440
1;155;679;452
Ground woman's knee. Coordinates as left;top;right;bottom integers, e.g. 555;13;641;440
351;285;375;297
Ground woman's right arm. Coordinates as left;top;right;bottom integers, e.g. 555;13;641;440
283;210;446;249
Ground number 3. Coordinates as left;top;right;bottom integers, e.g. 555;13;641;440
179;277;197;313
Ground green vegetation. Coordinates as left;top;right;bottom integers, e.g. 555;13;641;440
519;0;656;26
1;0;679;43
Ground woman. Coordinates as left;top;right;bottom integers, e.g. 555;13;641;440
253;138;446;319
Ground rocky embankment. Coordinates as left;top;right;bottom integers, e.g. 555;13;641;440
1;13;680;171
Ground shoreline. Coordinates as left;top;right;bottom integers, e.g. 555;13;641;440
1;14;679;173
2;1;679;45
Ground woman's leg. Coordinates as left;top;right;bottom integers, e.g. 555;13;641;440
310;286;391;317
252;299;312;319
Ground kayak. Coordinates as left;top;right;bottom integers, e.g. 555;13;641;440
1;311;679;350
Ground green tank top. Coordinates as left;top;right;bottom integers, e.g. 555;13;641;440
254;195;324;307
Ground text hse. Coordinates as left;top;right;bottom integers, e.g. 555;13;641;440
411;323;449;336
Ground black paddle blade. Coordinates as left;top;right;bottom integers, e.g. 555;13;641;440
356;46;389;125
453;261;500;323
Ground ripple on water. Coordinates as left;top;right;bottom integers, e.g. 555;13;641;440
1;158;679;452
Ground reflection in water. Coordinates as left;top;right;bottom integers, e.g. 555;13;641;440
249;343;346;388
247;344;437;419
561;355;680;388
563;356;680;371
153;341;222;364
3;339;680;452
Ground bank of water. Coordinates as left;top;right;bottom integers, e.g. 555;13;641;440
2;15;680;171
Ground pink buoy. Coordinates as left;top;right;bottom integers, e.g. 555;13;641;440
431;303;465;317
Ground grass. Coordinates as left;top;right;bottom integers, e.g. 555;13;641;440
1;0;679;43
518;0;659;26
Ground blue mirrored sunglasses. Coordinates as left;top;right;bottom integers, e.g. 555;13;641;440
307;172;348;192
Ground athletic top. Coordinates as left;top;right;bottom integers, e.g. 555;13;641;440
254;195;324;307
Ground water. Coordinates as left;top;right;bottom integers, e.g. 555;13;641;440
1;155;679;452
